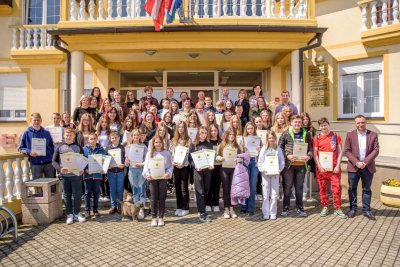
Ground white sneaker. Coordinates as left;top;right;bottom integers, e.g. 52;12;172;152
66;214;74;225
270;215;277;220
263;214;270;220
74;213;86;223
224;211;230;219
205;206;212;212
213;206;220;212
179;210;189;217
230;209;238;218
151;218;158;227
138;208;145;220
174;209;182;216
158;218;165;226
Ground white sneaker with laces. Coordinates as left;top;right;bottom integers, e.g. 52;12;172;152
213;206;220;212
205;206;212;212
174;209;182;216
158;218;165;226
224;211;230;219
230;209;238;218
66;214;74;225
74;213;86;222
179;210;189;217
138;208;145;220
151;218;158;227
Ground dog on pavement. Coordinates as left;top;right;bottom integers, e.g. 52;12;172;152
118;200;144;221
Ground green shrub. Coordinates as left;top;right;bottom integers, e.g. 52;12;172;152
383;179;400;187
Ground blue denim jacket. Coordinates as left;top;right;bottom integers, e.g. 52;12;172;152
82;143;106;179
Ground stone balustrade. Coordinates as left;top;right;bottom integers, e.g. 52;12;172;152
359;0;399;30
10;25;56;51
0;154;31;205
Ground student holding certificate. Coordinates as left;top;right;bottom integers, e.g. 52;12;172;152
278;115;313;217
216;128;242;219
170;121;193;217
125;129;147;220
241;122;261;217
45;112;65;146
313;117;347;219
143;136;173;227
191;126;214;223
52;128;86;225
19;113;55;179
258;131;285;220
82;133;106;219
206;124;222;213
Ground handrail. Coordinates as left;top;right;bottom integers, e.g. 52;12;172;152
0;153;25;161
0;206;18;241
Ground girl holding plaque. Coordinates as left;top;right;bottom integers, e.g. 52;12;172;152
191;126;213;222
142;136;173;227
170;121;192;217
257;131;285;220
206;124;222;213
121;117;134;147
216;129;242;219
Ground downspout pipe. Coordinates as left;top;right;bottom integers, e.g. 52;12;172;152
298;32;324;113
52;36;71;114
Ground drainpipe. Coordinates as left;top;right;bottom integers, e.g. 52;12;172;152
298;32;323;113
52;36;71;114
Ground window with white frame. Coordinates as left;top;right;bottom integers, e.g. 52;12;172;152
0;73;27;122
338;57;384;119
60;71;93;113
25;0;60;25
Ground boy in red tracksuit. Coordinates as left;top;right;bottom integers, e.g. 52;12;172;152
313;117;347;219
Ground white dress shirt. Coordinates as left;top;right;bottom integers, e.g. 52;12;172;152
357;130;367;161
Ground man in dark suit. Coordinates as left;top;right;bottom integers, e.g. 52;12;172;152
345;115;379;220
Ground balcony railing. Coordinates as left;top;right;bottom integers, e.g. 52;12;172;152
10;25;56;51
0;154;31;205
359;0;399;30
67;0;309;22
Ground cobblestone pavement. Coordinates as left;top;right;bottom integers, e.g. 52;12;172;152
1;197;399;267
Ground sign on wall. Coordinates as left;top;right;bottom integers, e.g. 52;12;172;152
308;63;329;107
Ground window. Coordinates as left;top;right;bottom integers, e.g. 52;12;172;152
60;71;93;113
0;73;27;122
338;57;384;119
25;0;60;25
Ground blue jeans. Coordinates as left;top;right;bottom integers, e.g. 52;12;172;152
348;168;374;212
84;179;101;211
128;167;146;203
241;157;259;213
60;175;82;215
107;171;125;208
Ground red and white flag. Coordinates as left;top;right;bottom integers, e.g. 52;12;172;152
145;0;165;31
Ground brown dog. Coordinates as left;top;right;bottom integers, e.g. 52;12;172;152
118;200;144;221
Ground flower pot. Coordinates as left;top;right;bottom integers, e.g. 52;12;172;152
380;184;400;208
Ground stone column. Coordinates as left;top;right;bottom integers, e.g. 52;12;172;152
291;50;301;113
70;51;85;112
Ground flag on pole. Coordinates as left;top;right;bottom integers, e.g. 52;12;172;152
145;0;166;31
165;0;182;24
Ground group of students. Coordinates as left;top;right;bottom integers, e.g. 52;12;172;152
18;85;380;226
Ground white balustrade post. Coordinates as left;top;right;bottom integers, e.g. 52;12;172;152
12;28;17;49
98;0;105;20
223;0;228;16
40;28;46;49
271;0;276;17
297;0;305;18
261;0;266;17
19;27;25;50
371;1;378;29
381;0;388;26
14;158;22;199
33;28;39;49
232;0;238;16
280;0;286;18
361;3;368;30
107;0;113;19
251;0;256;16
135;0;141;18
289;0;294;17
26;29;32;49
204;0;210;17
213;0;219;17
394;0;399;23
70;0;77;20
194;0;199;18
79;0;86;20
117;0;122;19
89;0;95;20
22;157;30;182
0;160;5;204
5;159;15;201
47;29;53;47
241;0;247;16
127;0;132;18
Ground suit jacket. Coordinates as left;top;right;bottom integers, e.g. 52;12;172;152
344;129;379;173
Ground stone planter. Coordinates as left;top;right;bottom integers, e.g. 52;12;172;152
380;184;400;208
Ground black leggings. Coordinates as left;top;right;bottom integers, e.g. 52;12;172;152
149;179;168;218
206;164;222;207
221;167;235;208
193;169;211;214
173;166;190;210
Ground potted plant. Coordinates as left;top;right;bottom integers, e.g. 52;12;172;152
380;179;400;208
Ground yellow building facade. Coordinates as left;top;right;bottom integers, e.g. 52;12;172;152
0;0;399;212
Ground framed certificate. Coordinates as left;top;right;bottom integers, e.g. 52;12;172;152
245;136;261;157
31;138;46;156
88;154;103;173
48;127;63;143
256;130;268;145
215;114;223;125
173;145;188;165
222;147;237;168
149;156;165;179
203;149;216;168
187;128;198;142
265;155;279;175
128;144;144;165
60;152;80;176
293;143;308;159
108;148;122;167
319;151;333;171
190;151;210;170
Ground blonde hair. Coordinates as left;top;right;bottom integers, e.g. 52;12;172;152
229;115;242;136
149;136;165;158
243;122;256;137
218;128;240;156
193;126;209;148
265;131;278;149
172;121;190;147
78;113;95;133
